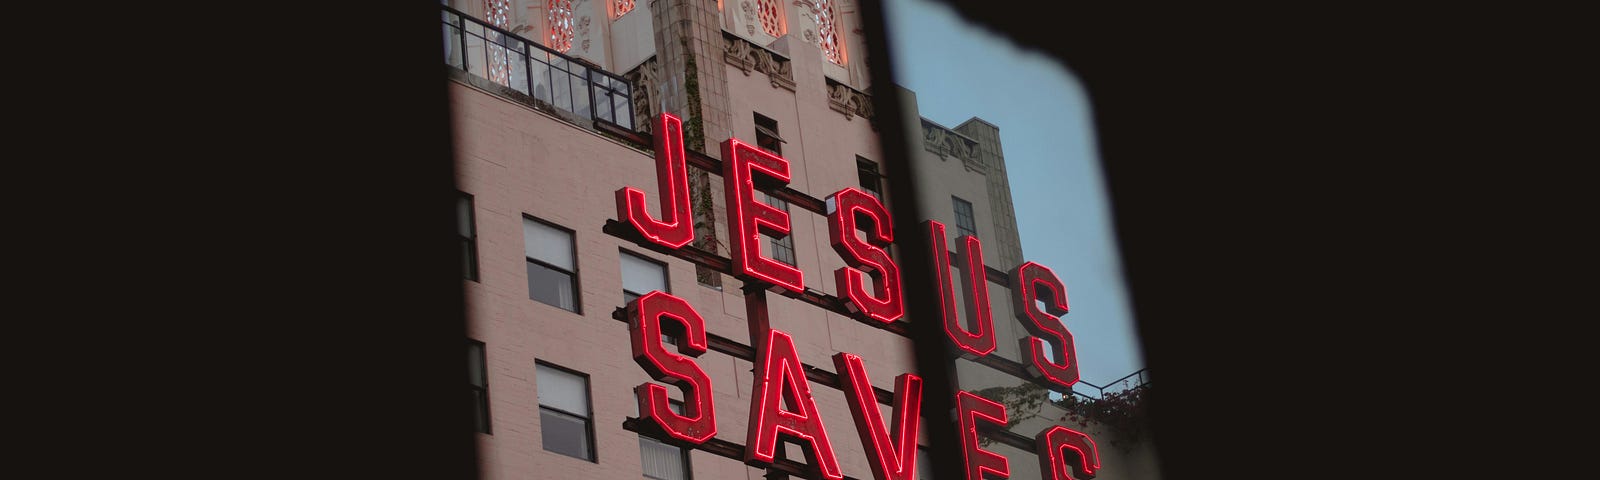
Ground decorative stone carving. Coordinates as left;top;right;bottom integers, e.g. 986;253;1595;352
743;2;757;36
626;56;662;134
578;16;591;52
921;119;981;171
722;33;796;91
724;37;753;72
826;78;873;122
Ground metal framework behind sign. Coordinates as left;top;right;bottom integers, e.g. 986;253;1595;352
597;117;1064;478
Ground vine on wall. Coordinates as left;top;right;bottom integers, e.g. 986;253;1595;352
970;383;1047;447
972;383;1154;452
678;34;722;288
1053;386;1153;452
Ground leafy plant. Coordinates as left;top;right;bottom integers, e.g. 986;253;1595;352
1053;386;1152;451
970;383;1047;446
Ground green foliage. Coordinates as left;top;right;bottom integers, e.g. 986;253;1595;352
677;33;720;287
970;383;1154;452
1052;386;1153;451
970;383;1047;447
679;36;705;154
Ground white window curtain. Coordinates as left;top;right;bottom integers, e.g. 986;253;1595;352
621;252;667;296
639;436;687;480
535;364;588;416
556;278;574;310
523;218;575;270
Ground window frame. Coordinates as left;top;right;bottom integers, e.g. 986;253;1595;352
856;156;883;200
760;192;797;267
815;0;846;66
620;248;671;302
468;338;491;434
523;214;583;314
638;400;694;480
535;360;598;462
754;112;784;156
459;191;480;281
621;248;681;345
952;196;978;239
755;0;787;38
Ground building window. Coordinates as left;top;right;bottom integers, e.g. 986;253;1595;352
952;196;977;239
468;339;491;434
621;250;678;345
525;216;581;313
614;0;635;17
757;0;785;37
639;401;693;480
753;113;791;267
458;192;480;281
761;192;796;267
754;113;784;156
814;0;846;66
856;157;882;200
537;362;595;461
621;250;668;303
548;0;575;53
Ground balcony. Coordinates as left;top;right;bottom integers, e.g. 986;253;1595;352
440;5;636;132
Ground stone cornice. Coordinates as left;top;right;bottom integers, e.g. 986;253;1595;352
722;31;797;92
826;77;873;123
921;118;983;173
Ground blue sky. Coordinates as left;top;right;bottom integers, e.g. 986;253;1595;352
883;0;1146;394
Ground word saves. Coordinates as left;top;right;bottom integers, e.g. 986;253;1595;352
615;114;1099;480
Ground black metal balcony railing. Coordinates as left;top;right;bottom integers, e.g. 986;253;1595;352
1073;367;1151;399
441;5;634;132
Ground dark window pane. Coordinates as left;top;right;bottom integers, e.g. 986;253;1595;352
771;234;795;266
468;340;490;434
758;135;781;155
953;196;977;238
472;389;491;433
462;239;479;280
858;158;882;199
540;407;592;460
459;194;479;280
528;261;577;311
755;113;782;155
467;342;487;386
761;193;796;266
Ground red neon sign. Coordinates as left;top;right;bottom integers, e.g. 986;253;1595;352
833;353;922;480
1011;261;1079;389
956;391;1010;480
826;188;904;323
628;291;716;444
721;138;804;293
927;220;997;358
603;127;1109;478
1036;425;1101;480
615;113;695;249
745;328;843;480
